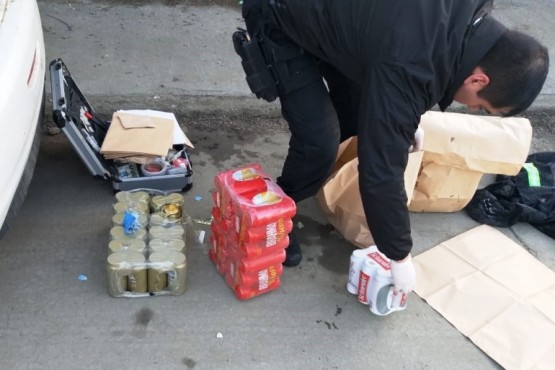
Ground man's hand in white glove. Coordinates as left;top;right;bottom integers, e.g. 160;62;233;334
390;254;416;295
408;126;425;153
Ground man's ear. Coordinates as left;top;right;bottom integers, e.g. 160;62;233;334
463;67;490;90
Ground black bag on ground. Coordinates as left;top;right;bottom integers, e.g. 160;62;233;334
465;152;555;239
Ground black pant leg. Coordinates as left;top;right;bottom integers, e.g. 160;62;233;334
277;78;341;203
241;2;340;203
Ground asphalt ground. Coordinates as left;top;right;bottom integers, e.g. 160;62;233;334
0;1;554;369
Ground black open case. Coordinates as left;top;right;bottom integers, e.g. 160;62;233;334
49;58;193;193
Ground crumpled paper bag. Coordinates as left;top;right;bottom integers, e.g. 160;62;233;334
409;112;532;212
317;136;423;247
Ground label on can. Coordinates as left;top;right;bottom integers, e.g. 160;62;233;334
347;251;366;294
357;259;377;305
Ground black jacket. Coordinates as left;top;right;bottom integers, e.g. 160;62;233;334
264;0;506;260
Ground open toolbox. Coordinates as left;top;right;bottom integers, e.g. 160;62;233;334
49;58;193;193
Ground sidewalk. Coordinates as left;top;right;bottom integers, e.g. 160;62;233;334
40;0;555;112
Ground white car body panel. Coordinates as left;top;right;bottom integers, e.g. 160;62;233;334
0;0;45;229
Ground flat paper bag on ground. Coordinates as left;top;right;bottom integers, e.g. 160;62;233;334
409;112;532;212
317;137;423;248
413;225;555;370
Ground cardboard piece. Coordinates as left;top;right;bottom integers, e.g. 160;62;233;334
409;112;533;212
413;225;555;370
317;137;423;247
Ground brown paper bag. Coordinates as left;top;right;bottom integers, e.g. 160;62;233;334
409;163;483;212
317;137;423;247
418;111;532;175
409;112;532;212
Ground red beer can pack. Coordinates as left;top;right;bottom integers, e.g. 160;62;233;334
210;164;296;300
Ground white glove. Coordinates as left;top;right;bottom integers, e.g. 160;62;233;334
408;126;425;153
390;254;416;294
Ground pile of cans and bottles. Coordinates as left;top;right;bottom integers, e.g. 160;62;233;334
209;164;296;300
347;246;408;316
107;190;188;297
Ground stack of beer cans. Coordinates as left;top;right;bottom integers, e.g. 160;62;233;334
107;191;187;298
209;164;296;300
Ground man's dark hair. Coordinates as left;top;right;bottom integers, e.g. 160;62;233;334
478;30;549;116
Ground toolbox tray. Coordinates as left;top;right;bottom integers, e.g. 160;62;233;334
49;58;193;193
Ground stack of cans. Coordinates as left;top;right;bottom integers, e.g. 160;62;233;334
347;245;407;316
209;164;296;300
106;191;187;298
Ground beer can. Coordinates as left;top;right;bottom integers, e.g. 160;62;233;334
347;247;374;294
368;268;395;316
126;253;148;293
357;258;378;305
106;252;147;296
147;252;169;293
149;251;187;296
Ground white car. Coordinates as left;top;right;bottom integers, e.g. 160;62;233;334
0;0;45;237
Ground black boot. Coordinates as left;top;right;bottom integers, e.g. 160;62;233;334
283;231;302;267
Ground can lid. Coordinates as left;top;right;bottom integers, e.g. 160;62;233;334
149;238;186;252
149;251;186;265
107;252;146;265
109;239;146;253
113;201;149;214
115;191;150;204
110;226;147;240
149;225;185;239
150;193;184;211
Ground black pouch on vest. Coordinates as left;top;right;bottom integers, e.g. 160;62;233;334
232;28;279;102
